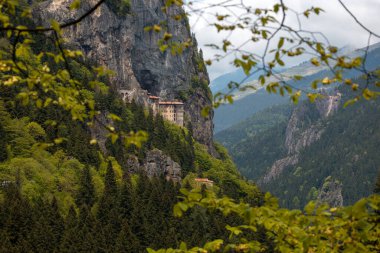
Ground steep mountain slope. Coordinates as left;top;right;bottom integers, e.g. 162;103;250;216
215;104;293;181
210;69;268;94
214;90;289;133
34;0;214;152
0;0;262;209
216;85;380;208
213;43;380;133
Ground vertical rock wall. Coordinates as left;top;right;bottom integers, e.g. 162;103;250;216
34;0;215;152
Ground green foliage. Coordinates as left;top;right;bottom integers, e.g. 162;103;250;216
0;173;256;252
217;82;380;208
154;190;380;253
75;166;95;208
265;88;380;208
216;104;292;181
193;142;262;205
191;75;212;100
1;1;379;253
0;0;148;160
159;1;380;109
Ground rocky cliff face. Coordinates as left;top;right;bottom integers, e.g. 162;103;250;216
34;0;214;152
260;93;341;184
125;150;181;182
143;149;181;182
315;90;342;118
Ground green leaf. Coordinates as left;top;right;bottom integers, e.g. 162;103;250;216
201;106;210;117
343;98;358;108
173;205;183;217
204;239;224;251
69;0;81;10
110;133;118;144
50;20;61;32
278;37;284;48
159;44;168;52
262;30;268;39
226;95;234;104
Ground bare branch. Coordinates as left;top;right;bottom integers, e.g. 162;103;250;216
0;0;106;32
338;0;380;38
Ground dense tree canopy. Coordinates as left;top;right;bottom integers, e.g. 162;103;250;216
0;0;379;252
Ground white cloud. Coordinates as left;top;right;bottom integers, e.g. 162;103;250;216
187;0;380;79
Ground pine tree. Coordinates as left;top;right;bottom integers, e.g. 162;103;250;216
97;161;121;251
183;124;195;175
0;122;7;162
146;108;155;149
0;184;34;251
76;206;99;252
49;197;64;247
76;166;96;208
97;161;118;223
119;177;134;219
29;199;51;252
115;220;140;253
59;206;79;253
132;101;148;131
0;101;9;162
129;173;152;251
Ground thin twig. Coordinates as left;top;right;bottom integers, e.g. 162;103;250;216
0;0;106;32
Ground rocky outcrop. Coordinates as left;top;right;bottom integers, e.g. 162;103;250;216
285;107;325;155
260;104;325;184
315;90;342;118
89;111;112;154
125;149;181;182
261;155;298;184
185;89;216;156
34;0;214;152
260;92;340;185
317;177;343;207
143;149;181;182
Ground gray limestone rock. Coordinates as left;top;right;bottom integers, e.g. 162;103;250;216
261;95;341;184
285;108;324;155
33;0;214;152
125;150;181;182
315;90;342;118
260;155;299;184
143;149;181;182
260;105;324;184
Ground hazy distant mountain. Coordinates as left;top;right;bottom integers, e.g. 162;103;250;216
216;84;380;209
213;42;380;133
210;69;267;94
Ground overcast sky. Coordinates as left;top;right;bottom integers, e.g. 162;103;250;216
187;0;380;80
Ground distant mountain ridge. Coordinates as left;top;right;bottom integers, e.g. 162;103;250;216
215;84;380;209
213;42;380;133
210;69;269;94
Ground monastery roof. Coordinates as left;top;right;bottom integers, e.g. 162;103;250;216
148;95;160;99
159;101;184;105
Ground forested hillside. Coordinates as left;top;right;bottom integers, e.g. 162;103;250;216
266;92;380;208
0;1;263;248
0;76;262;200
0;65;262;251
216;84;380;209
0;168;260;252
213;43;380;133
1;0;380;252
